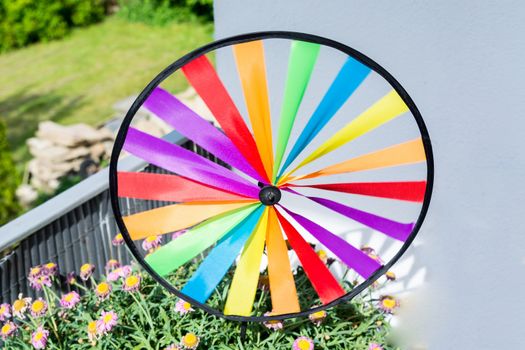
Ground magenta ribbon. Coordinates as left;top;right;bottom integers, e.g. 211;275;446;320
144;88;263;181
284;188;414;242
307;196;414;242
279;206;381;278
123;128;259;198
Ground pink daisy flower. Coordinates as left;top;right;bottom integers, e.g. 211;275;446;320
28;265;43;279
60;291;81;309
0;321;17;340
369;343;384;350
174;299;194;315
0;303;11;321
308;310;327;326
87;320;99;342
361;246;383;264
316;249;328;264
95;282;112;300
181;332;200;349
12;294;31;319
258;275;270;291
385;271;396;281
378;295;399;314
97;310;118;334
107;265;132;282
122;275;141;292
31;326;49;349
263;313;283;330
29;274;52;291
30;298;48;318
105;259;120;272
293;336;314;350
112;233;124;246
142;235;162;251
43;262;58;277
165;344;182;350
66;272;77;285
80;263;95;281
171;229;187;240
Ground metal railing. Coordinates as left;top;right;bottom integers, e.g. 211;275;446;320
0;131;226;303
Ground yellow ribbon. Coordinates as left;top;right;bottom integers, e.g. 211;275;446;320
279;90;409;183
224;207;269;316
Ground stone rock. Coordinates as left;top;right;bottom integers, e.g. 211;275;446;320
16;185;38;207
36;121;112;147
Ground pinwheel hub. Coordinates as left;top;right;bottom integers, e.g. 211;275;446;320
259;185;281;206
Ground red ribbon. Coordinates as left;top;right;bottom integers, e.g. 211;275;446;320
275;209;345;304
289;181;426;202
182;55;270;183
117;172;253;202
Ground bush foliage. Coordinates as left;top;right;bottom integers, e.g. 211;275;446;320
0;0;106;52
117;0;213;26
0;119;21;226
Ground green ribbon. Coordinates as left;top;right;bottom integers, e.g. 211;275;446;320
272;41;320;182
145;204;260;276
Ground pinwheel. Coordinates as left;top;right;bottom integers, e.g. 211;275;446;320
109;32;433;322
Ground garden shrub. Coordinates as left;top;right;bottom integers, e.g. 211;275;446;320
0;232;401;349
0;0;107;52
0;119;21;226
117;0;213;26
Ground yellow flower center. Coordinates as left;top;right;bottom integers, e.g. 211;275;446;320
45;263;56;269
298;339;311;350
80;264;91;273
386;271;396;279
108;259;117;265
311;310;326;319
64;293;75;302
88;321;97;333
317;250;327;259
183;302;191;310
13;299;25;312
1;324;11;334
125;275;139;287
103;313;114;323
145;235;158;243
382;298;396;309
115;233;123;240
35;332;44;341
183;333;198;346
97;283;110;294
32;300;44;312
30;267;41;275
0;306;5;313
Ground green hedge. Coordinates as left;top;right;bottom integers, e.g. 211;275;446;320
0;0;106;52
0;119;21;226
117;0;213;26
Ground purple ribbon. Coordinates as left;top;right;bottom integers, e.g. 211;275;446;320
308;196;414;242
284;188;413;242
124;128;259;198
144;88;263;181
279;206;381;278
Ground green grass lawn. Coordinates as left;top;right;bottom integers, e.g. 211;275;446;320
0;16;213;166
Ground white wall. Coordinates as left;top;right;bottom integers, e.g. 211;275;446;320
214;1;525;348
